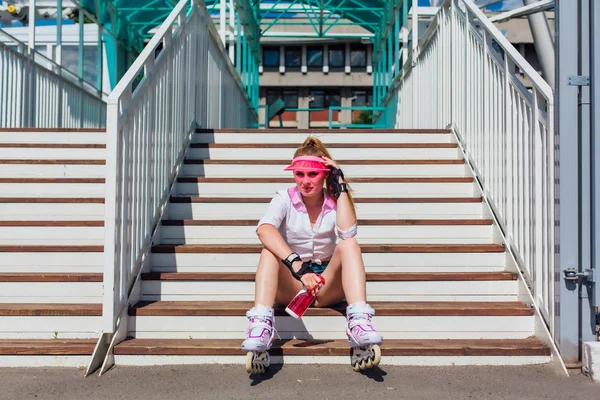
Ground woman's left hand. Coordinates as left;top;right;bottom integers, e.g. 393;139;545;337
320;156;339;170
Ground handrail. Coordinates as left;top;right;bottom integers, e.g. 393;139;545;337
383;0;557;346
91;0;256;375
0;27;107;99
0;30;106;128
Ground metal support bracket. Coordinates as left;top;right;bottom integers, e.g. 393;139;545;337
563;268;596;282
568;75;591;86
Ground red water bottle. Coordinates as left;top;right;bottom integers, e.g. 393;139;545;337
285;275;326;319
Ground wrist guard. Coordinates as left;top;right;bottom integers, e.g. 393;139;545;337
282;254;316;281
328;167;349;200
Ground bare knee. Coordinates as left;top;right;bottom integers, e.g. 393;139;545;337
337;237;360;252
258;248;279;269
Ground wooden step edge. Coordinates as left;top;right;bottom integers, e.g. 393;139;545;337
0;339;97;355
196;128;452;134
114;338;550;357
184;159;465;165
0;245;104;252
0;143;106;149
128;301;533;317
190;143;458;149
169;196;483;204
0;197;105;204
0;303;102;316
0;159;106;165
0;128;106;133
0;221;104;227
151;244;505;254
141;272;517;282
177;177;474;183
161;219;493;227
0;178;105;183
0;273;103;282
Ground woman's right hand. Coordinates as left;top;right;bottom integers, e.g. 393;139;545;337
300;273;324;297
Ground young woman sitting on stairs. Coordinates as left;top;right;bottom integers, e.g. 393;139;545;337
241;136;383;372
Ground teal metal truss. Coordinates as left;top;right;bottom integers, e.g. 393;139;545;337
77;0;413;123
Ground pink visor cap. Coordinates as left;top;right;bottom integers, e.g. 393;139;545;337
284;156;330;172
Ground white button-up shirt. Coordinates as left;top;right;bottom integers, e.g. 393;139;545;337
257;186;358;263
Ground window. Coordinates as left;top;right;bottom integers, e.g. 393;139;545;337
309;90;325;108
282;90;299;109
285;46;301;68
307;46;323;68
309;89;340;108
262;47;280;68
350;45;367;69
328;46;345;68
267;89;298;109
352;90;368;106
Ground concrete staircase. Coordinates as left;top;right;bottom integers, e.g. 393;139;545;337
110;129;552;367
0;128;105;367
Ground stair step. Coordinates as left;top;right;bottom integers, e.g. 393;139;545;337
0;245;104;252
181;161;468;178
162;219;493;226
176;178;478;197
0;128;105;145
0;163;106;178
0;339;96;355
129;301;532;316
188;144;462;160
141;272;515;281
0;303;102;316
0;144;106;160
0;220;104;245
167;197;487;220
169;196;483;203
127;301;535;340
0;198;105;221
114;337;549;357
0;178;105;197
0;273;102;282
140;272;518;302
159;219;496;245
151;244;505;253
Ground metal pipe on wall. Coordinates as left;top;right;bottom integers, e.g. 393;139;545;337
523;0;555;88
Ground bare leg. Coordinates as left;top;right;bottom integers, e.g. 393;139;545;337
314;238;366;307
254;248;303;307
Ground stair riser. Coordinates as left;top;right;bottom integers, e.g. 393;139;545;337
0;132;105;144
112;354;552;367
181;164;468;178
0;149;105;160
0;227;104;245
128;315;535;340
150;252;507;271
0;164;105;178
187;148;463;160
0;282;102;303
0;252;103;270
0;317;100;339
140;281;518;302
168;202;487;220
0;204;104;221
0;183;104;197
0;356;91;367
175;182;479;197
159;225;495;245
193;132;454;144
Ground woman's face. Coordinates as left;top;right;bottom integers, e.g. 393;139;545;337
294;170;327;198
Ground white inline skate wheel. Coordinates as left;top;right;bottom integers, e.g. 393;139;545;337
245;352;254;374
372;344;381;367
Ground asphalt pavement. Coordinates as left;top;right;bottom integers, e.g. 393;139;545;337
1;363;599;400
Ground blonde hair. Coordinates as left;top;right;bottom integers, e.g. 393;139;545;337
294;136;356;213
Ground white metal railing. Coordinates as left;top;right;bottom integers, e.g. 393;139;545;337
101;0;255;350
387;0;555;333
0;29;106;128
